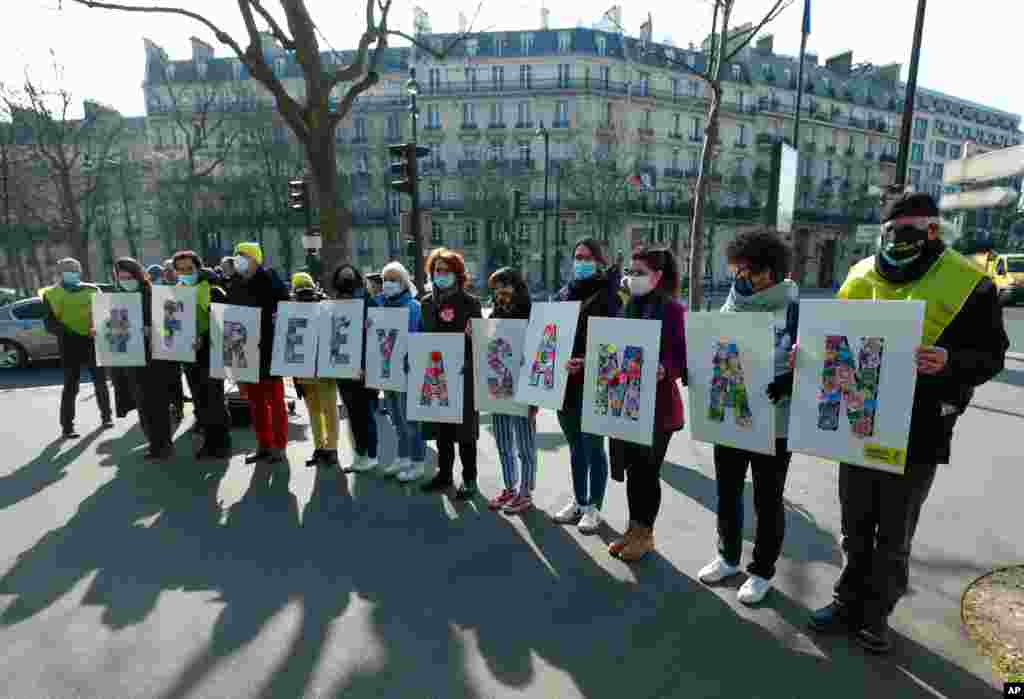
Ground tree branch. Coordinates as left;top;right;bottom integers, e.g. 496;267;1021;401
248;0;295;50
723;0;793;63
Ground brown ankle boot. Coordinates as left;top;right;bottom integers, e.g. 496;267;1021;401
618;526;654;561
609;521;639;557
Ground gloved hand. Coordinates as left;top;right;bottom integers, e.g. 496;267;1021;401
765;372;794;403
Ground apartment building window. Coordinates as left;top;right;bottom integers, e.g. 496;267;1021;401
689;80;700;97
950;144;962;159
387;192;400;218
357;152;369;173
354;117;367;142
518;222;531;244
671;148;681;170
519;142;531;162
428;68;442;93
638;72;649;97
934;141;947;158
557;219;568;245
737;90;745;111
386;114;400;141
465;66;478;91
737;123;747;146
427;105;441;128
909;168;921;188
600;66;611;89
911;142;924;163
685;52;695;68
517;101;531;127
490;103;503;126
519;64;532;89
521;33;535;54
597;36;607;56
465;221;479;245
492;66;504;90
463;102;476;126
558;32;571;53
690;116;702;141
335;125;345;144
431;222;443;245
825;160;833;180
555;101;569;126
430;182;440;205
488;141;504;161
931;163;943;179
913;118;928;140
643;110;652;129
784;68;792;85
731;64;741;80
671;78;680;98
673;113;681;134
557;64;571;88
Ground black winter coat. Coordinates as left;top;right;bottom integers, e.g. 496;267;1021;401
418;288;483;443
556;272;622;416
226;267;289;382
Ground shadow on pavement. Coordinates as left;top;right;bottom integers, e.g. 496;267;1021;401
0;429;105;511
0;431;1003;698
0;361;63;391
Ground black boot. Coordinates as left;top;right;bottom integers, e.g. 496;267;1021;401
809;601;861;633
306;449;325;467
245;449;272;464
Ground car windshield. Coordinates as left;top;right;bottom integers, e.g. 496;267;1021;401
1007;258;1024;273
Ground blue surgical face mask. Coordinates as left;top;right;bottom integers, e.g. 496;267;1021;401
62;271;81;287
382;280;402;298
433;273;455;290
734;276;755;297
573;260;596;281
178;273;196;286
120;279;140;292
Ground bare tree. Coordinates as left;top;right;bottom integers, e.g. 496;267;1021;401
66;0;477;281
563;130;635;243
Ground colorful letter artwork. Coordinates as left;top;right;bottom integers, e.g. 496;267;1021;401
528;323;558;389
284;318;308;364
223;321;248;368
595;344;643;420
486;338;516;400
376;329;398;379
420;350;450;407
708;339;753;428
161;299;183;350
818;335;884;437
106;307;132;353
330;315;352;366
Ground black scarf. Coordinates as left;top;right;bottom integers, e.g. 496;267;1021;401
567;273;608;303
875;239;945;284
624;290;667;321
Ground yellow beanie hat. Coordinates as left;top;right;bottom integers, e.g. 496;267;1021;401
235;242;263;265
291;272;315;290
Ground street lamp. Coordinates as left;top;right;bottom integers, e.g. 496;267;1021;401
405;67;426;291
536;120;550;290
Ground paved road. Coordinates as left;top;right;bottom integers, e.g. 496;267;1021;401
0;360;1019;698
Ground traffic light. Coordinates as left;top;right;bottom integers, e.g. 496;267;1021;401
390;143;431;196
288;179;309;212
510;188;525;220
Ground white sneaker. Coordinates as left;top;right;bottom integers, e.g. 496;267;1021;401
381;458;407;476
397;462;425;482
698;557;740;585
346;455;371;472
578;506;602;534
737;575;772;605
552;500;582;524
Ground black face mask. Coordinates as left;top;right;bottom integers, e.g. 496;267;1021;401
879;225;927;267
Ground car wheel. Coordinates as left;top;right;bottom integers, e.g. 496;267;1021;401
0;340;28;369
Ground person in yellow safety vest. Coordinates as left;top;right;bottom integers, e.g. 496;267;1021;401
40;257;114;438
807;192;1009;654
173;250;232;459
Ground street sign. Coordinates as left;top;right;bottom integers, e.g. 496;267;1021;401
942;144;1024;185
939;187;1018;210
855;225;882;244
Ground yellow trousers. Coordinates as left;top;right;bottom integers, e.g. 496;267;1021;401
298;378;338;449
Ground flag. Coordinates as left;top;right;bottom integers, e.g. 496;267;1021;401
802;0;811;35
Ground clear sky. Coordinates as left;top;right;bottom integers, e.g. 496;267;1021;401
2;0;1021;122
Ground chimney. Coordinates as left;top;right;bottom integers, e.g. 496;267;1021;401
877;62;902;85
190;36;213;62
413;6;431;36
756;34;773;55
825;50;853;75
143;38;168;84
541;7;550;30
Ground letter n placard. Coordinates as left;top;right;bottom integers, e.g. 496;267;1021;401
788;300;925;474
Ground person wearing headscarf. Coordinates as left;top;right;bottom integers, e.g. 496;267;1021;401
227;242;290;465
40;257;113;438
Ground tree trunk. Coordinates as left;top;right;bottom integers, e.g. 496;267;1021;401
308;140;348;288
59;170;90;279
688;92;722;309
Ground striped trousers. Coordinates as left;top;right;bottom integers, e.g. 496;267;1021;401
493;413;537;494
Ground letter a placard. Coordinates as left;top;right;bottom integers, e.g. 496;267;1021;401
515;301;581;410
582;317;661;446
788;300;924;474
686;312;777;455
407;333;465;423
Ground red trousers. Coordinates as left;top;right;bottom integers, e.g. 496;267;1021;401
246;377;288;450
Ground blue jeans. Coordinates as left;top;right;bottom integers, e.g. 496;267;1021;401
557;408;608;509
383;391;425;462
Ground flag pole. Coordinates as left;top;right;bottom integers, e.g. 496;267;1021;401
792;0;811;148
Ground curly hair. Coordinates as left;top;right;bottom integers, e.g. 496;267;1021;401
724;230;791;282
425;247;468;288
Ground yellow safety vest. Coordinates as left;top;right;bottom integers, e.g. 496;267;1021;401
39;284;100;337
837;248;984;346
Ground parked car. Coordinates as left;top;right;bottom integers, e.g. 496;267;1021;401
0;297;60;369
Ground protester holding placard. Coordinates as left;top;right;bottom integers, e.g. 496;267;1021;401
228;242;290;465
553;238;622;533
332;264;380;473
807;192;1008;653
174;250;232;460
40;257;113;438
603;247;687;561
376;261;426;481
419;249;484;499
695;231;799;604
484;267;538;514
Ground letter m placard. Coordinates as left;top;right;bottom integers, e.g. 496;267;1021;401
817;335;885;438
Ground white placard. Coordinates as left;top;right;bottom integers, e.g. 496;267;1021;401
93;292;146;367
788;300;925;474
685;312;777;455
515;301;582;410
150;285;197;363
270;302;320;378
365;307;410;391
472;318;530;417
316;299;365;379
581;317;662;446
406;333;465;424
210;303;262;384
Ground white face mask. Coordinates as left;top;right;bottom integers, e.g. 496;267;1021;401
382;280;402;297
628;274;655;296
235;256;250;275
